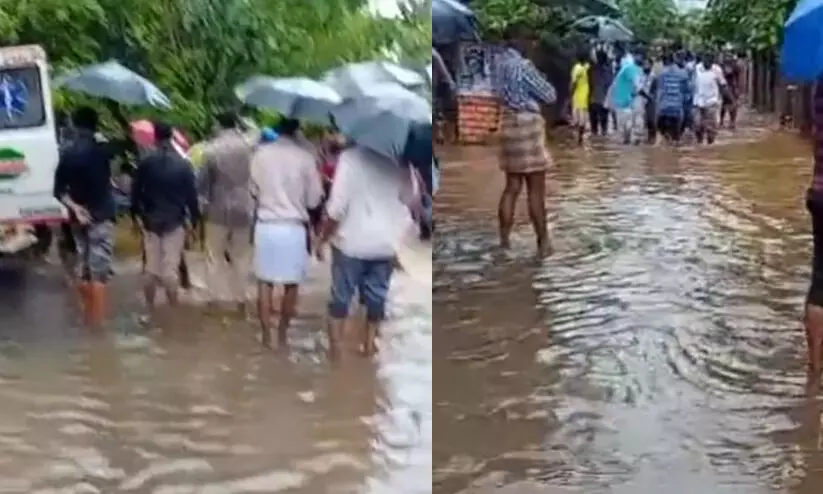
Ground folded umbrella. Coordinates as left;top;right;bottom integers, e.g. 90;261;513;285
54;60;172;109
432;0;479;45
331;83;431;163
234;76;342;124
780;0;823;81
322;61;426;98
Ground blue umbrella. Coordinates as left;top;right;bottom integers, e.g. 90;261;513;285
323;61;426;98
54;60;172;109
780;0;823;81
234;76;341;124
331;83;431;161
433;0;478;45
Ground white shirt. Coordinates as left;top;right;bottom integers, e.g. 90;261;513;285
326;147;414;259
693;63;726;108
250;137;323;223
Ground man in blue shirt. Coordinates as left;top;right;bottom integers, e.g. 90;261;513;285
610;55;642;144
653;52;690;145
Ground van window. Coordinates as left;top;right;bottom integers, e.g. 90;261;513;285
0;66;45;130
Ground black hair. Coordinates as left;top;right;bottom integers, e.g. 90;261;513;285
276;118;300;136
72;106;98;132
662;52;674;65
215;110;238;129
153;120;173;142
596;50;609;65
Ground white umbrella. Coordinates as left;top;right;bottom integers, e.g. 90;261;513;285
54;60;172;109
322;61;426;98
234;76;342;124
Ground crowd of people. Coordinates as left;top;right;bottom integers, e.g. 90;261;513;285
492;36;747;259
53;106;429;360
569;44;745;146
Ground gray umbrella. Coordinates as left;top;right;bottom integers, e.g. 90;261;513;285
234;76;342;124
570;15;633;42
322;61;426;98
331;83;431;160
54;60;172;109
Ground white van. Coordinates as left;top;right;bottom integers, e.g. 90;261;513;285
0;45;65;253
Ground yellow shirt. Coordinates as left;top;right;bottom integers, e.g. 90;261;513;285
571;62;591;110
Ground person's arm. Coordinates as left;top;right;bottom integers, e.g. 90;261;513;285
318;151;353;246
53;154;87;222
570;64;579;95
130;158;146;225
522;59;557;105
197;148;215;203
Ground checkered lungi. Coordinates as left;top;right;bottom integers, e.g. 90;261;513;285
499;108;553;174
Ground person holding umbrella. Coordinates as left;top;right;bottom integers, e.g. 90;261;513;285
130;122;200;323
780;0;823;380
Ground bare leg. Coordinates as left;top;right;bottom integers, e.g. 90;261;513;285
362;321;380;356
805;304;823;377
498;173;524;250
525;172;550;257
258;282;273;348
328;317;346;362
277;284;299;347
142;276;159;323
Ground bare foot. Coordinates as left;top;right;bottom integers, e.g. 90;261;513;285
360;340;378;357
261;330;272;349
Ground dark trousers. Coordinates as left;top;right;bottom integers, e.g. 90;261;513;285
589;103;610;135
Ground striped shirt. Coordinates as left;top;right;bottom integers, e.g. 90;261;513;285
811;82;823;199
493;48;556;113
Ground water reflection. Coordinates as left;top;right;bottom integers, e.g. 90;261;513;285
0;255;431;493
434;122;823;493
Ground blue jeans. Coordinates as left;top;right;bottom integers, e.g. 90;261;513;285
329;248;394;322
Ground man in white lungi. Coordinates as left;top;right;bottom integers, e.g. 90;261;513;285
250;119;324;349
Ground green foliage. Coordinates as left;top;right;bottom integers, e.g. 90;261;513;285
700;0;798;53
0;0;431;137
615;0;684;44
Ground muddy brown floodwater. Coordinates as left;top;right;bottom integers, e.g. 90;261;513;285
434;115;823;494
0;246;431;492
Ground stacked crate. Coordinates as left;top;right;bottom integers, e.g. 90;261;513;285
457;94;501;145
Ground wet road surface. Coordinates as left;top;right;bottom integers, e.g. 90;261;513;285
434;117;823;494
0;249;431;493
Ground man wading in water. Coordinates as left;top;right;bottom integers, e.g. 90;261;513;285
494;31;557;257
806;82;823;380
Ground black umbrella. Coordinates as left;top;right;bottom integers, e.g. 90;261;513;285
433;0;479;44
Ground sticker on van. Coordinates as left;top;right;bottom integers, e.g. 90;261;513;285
0;148;27;177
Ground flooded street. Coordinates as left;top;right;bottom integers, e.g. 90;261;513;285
0;248;431;493
434;117;823;494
